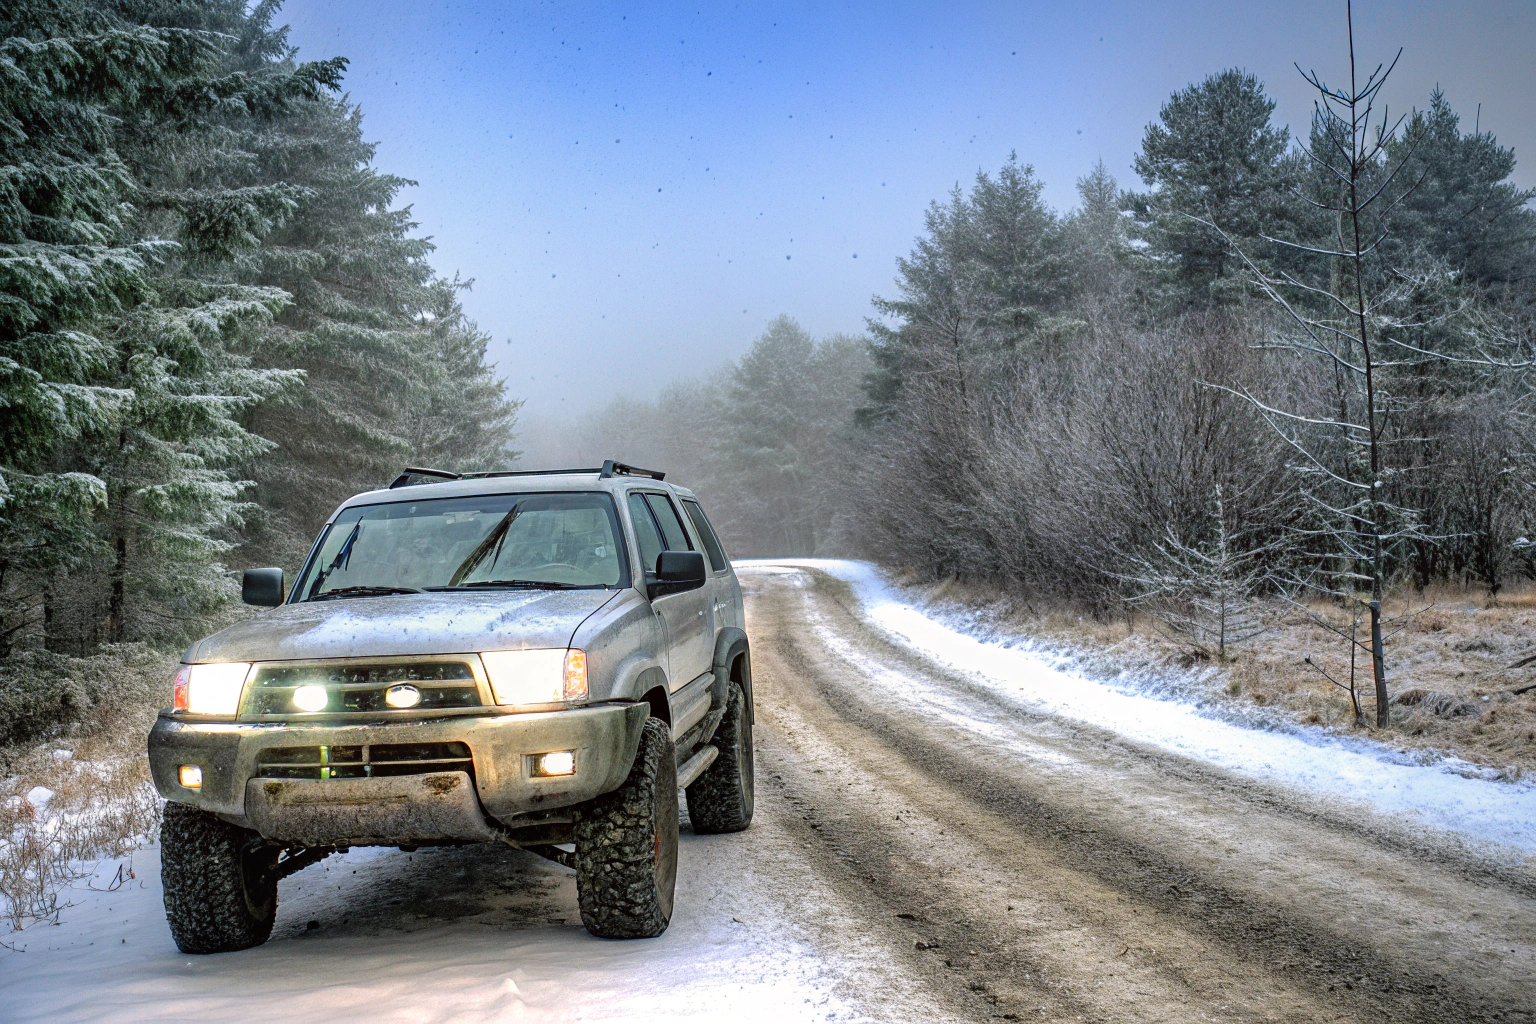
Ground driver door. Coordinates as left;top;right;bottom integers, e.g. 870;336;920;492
628;491;712;691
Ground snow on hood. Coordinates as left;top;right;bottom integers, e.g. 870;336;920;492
185;590;618;663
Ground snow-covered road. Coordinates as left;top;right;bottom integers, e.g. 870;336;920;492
748;559;1536;858
4;560;1534;1023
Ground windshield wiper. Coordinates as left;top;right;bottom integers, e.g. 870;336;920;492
447;503;523;586
435;579;585;590
309;585;424;601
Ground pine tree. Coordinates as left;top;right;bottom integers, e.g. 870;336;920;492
0;1;211;652
1126;69;1299;304
1063;160;1131;300
1381;90;1536;305
865;155;1067;417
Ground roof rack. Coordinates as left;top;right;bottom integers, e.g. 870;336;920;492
386;461;665;489
599;460;665;481
388;467;461;488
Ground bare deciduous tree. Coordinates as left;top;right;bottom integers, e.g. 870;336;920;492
1121;488;1275;661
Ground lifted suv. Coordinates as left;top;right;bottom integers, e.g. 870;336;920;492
148;462;754;951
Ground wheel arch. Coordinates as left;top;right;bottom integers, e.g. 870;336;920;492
713;628;752;723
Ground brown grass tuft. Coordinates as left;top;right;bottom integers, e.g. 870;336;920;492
1;708;162;930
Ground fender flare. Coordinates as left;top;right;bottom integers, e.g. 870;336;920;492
712;628;752;724
630;665;671;724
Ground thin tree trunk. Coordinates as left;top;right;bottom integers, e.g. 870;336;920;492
1346;1;1389;727
108;530;127;643
1369;599;1388;727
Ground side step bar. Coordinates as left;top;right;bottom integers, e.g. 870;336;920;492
676;744;719;789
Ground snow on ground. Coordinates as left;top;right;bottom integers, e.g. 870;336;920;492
739;559;1536;858
1;834;869;1024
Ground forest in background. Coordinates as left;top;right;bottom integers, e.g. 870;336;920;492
0;0;517;744
532;59;1536;723
4;1;1536;749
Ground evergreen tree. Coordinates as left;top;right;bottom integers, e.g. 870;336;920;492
1126;69;1298;303
865;155;1066;416
0;0;296;651
1381;90;1536;306
2;0;519;660
1063;160;1132;300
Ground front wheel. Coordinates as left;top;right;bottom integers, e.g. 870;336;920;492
160;802;278;954
686;681;754;834
574;717;678;938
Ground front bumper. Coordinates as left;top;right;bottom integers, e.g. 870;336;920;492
148;702;649;844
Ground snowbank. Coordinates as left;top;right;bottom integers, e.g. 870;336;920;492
739;559;1536;857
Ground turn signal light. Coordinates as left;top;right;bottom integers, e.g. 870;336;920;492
563;649;588;702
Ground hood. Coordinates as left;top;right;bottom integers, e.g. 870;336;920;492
185;590;620;663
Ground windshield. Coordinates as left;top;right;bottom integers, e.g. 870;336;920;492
293;492;629;600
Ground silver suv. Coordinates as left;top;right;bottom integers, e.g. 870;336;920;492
147;462;754;951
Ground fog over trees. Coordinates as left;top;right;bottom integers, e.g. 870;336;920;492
535;42;1536;718
5;1;1535;741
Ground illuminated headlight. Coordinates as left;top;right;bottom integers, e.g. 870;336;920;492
531;750;576;777
178;765;203;789
480;649;589;707
172;663;252;715
291;685;330;713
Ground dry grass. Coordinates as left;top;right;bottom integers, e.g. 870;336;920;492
1;708;163;931
897;573;1536;779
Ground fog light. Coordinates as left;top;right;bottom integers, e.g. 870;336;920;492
532;750;576;777
178;765;203;790
292;685;329;712
384;684;422;709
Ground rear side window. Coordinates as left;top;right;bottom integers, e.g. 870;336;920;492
682;499;728;572
643;493;693;552
627;493;666;574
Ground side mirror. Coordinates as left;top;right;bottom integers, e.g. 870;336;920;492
649;551;706;599
242;567;285;607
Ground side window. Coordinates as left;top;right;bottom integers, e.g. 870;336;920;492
627;493;665;575
682;499;728;572
643;493;692;552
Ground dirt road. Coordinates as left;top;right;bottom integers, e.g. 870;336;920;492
739;564;1536;1023
7;562;1534;1023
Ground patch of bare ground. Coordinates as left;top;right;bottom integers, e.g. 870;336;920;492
886;570;1536;779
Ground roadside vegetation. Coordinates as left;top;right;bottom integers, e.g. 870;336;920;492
540;32;1536;759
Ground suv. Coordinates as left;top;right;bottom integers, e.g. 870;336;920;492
147;462;754;951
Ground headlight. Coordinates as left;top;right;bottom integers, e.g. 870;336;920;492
480;649;588;707
172;663;252;715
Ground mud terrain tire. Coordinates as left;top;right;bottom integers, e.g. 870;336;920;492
160;801;278;954
686;682;754;833
574;717;678;938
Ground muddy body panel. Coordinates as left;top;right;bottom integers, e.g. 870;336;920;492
243;772;492;846
149;701;649;843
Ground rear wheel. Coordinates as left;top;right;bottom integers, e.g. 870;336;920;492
685;681;754;833
160;802;278;954
574;717;678;938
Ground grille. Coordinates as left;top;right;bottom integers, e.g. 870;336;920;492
241;661;482;715
256;742;474;781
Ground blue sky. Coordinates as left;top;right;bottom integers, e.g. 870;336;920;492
280;1;1536;418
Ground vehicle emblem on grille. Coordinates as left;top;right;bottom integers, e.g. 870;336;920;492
385;684;423;709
